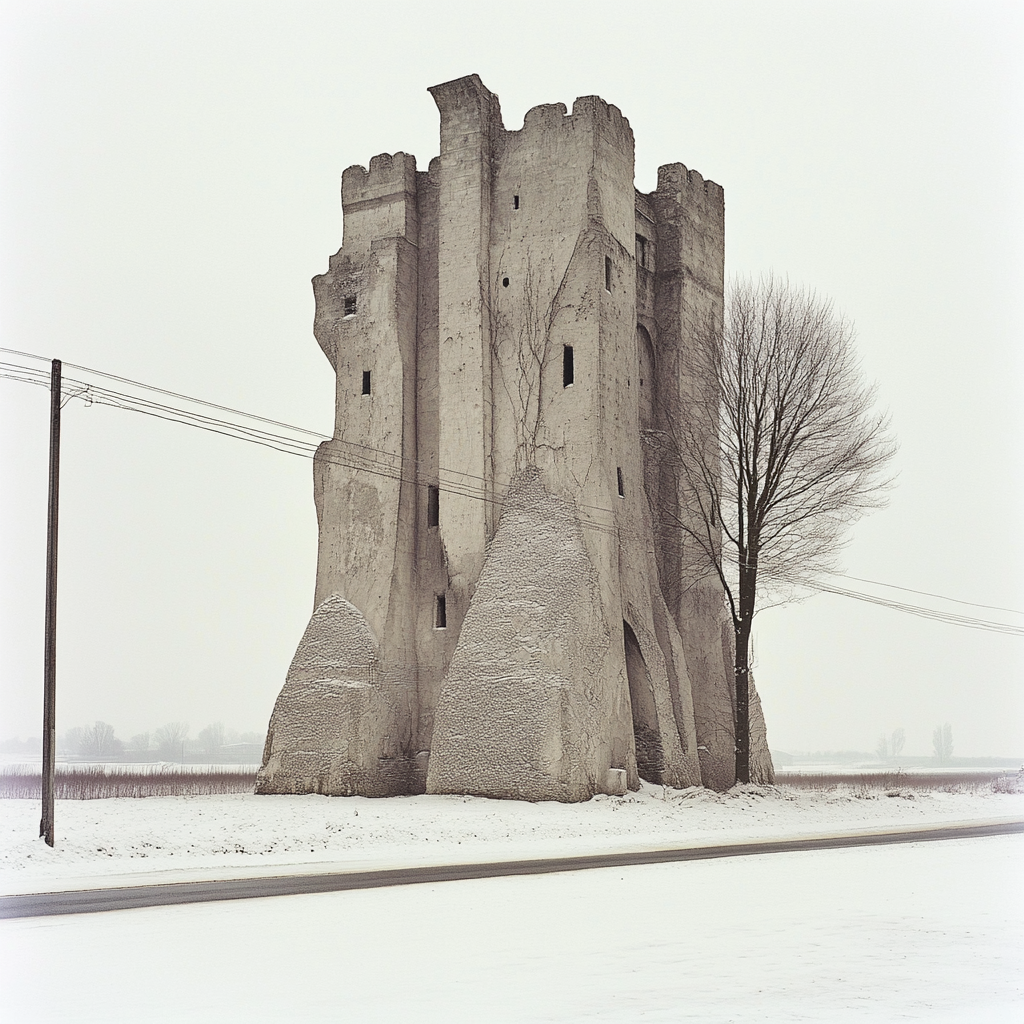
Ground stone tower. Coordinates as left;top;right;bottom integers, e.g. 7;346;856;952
257;75;773;801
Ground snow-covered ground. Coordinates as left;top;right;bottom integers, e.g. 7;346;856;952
1;781;1021;893
2;785;1022;1022
1;828;1020;1022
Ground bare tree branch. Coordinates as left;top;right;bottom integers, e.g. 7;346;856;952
665;275;897;783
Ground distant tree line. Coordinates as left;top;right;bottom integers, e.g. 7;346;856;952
875;728;906;760
873;724;955;764
8;721;268;763
932;723;954;764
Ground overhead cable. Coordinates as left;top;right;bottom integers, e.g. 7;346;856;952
2;347;1020;634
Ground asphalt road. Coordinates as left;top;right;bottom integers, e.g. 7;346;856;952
3;818;1020;920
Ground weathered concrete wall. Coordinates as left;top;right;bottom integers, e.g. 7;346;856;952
647;163;750;791
430;76;498;617
412;160;448;763
748;675;774;785
259;74;774;800
476;93;703;796
269;153;422;794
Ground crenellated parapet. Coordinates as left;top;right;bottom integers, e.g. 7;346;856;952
656;161;725;204
651;162;725;294
341;151;419;256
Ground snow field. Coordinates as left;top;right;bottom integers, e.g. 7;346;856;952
2;782;1022;893
1;834;1020;1022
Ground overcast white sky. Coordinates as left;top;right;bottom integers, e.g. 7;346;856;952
1;0;1021;757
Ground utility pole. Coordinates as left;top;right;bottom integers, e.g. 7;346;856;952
40;359;61;848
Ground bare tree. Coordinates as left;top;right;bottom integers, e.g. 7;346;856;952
890;727;906;759
933;723;953;763
198;722;225;758
80;721;122;760
58;726;85;757
155;722;189;762
877;727;906;761
668;277;896;784
127;732;151;754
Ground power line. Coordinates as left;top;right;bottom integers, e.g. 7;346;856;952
3;347;1021;634
1;346;611;511
0;353;622;538
826;571;1023;618
764;569;1024;638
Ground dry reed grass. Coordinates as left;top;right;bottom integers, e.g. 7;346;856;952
777;770;1019;795
3;766;1020;800
0;764;257;799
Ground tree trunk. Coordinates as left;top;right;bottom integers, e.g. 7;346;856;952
734;546;756;786
734;620;750;784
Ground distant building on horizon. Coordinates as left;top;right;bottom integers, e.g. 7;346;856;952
257;74;773;801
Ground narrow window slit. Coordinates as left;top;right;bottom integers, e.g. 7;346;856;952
563;345;574;387
605;257;612;292
435;594;447;629
345;295;357;316
502;276;510;288
427;485;439;528
361;370;371;395
617;467;624;497
513;195;520;210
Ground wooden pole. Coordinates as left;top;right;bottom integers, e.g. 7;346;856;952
40;359;61;848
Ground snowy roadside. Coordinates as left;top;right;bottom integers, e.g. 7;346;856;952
3;782;1022;895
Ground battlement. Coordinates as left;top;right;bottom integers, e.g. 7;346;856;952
655;162;724;208
571;95;632;139
342;152;418;208
340;151;419;251
505;95;633;150
521;102;568;131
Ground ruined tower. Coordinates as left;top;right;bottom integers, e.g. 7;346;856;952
257;75;773;801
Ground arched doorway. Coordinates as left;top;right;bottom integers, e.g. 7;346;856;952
637;325;655;430
623;620;664;784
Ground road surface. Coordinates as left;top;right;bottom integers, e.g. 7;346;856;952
2;818;1020;919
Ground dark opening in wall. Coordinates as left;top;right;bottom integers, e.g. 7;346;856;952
502;277;510;288
617;467;624;497
427;485;439;528
637;324;655;430
605;257;612;292
636;234;648;270
345;295;357;316
624;620;665;785
435;594;447;629
513;195;520;210
361;370;371;395
563;345;574;387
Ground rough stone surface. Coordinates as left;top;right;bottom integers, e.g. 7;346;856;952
256;595;414;796
260;74;773;800
427;471;613;801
